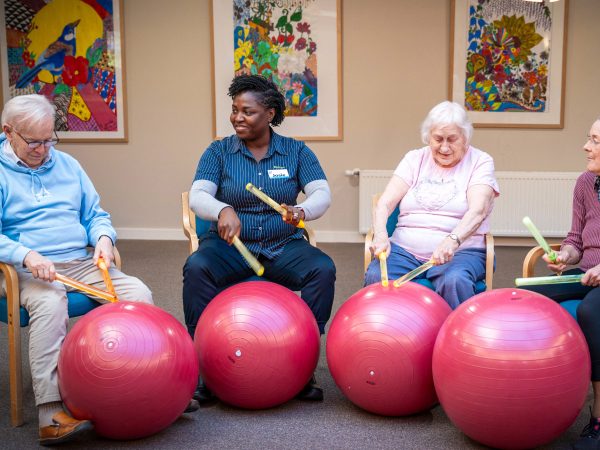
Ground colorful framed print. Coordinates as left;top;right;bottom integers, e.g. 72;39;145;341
211;0;342;140
450;0;568;128
0;0;127;141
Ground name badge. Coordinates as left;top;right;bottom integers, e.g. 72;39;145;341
268;169;289;179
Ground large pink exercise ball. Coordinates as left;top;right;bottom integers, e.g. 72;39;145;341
432;288;590;449
326;282;452;415
58;302;199;440
194;281;320;409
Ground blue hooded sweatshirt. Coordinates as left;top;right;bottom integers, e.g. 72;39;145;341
0;133;116;266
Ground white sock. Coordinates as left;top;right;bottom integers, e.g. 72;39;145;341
38;402;63;427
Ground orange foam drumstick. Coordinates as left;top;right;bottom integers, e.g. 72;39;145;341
54;274;118;303
97;257;117;298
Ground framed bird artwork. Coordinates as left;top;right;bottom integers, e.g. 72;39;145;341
211;0;343;141
449;0;568;129
0;0;127;141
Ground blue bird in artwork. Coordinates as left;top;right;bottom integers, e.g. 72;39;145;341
16;19;80;89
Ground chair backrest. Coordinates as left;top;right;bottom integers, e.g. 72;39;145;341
181;191;317;255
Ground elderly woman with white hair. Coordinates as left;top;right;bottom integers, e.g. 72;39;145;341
364;101;500;308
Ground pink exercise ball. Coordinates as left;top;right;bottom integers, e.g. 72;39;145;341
194;281;320;409
326;282;452;416
58;302;199;440
432;288;590;449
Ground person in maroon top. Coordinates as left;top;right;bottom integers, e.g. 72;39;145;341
528;117;600;450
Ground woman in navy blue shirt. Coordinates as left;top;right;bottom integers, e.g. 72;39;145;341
184;75;335;404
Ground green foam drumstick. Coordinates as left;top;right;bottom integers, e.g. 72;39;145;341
393;260;434;288
515;274;583;287
232;236;264;276
379;253;389;287
522;216;558;263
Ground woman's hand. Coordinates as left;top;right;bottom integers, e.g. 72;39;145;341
431;236;459;265
370;232;391;258
217;207;241;244
582;264;600;287
542;250;569;274
281;204;305;227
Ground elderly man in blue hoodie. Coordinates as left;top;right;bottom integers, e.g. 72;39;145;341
0;95;156;445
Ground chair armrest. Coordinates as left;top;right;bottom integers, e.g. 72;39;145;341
522;244;561;277
364;229;374;273
0;261;20;316
113;247;122;270
484;233;494;290
182;192;199;255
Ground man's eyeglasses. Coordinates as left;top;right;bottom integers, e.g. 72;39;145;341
10;127;59;149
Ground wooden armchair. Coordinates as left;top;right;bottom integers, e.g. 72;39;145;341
0;249;121;426
521;243;581;319
364;193;495;291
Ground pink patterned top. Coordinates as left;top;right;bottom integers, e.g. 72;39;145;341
563;171;600;271
391;145;500;260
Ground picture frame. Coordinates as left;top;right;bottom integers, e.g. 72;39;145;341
449;0;568;128
0;0;127;142
211;0;342;140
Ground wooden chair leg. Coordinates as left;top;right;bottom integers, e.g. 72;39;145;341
8;307;23;426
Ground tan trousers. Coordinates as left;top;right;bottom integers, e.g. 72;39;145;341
0;255;153;405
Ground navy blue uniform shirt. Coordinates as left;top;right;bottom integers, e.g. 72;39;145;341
193;130;326;258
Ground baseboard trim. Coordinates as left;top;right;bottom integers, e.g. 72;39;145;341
115;227;366;243
115;228;186;240
115;228;542;246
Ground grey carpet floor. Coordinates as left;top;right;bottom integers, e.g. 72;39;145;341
0;242;588;449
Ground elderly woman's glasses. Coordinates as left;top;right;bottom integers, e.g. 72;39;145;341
11;127;59;149
587;135;600;146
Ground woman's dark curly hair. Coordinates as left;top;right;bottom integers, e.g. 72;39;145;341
228;75;286;127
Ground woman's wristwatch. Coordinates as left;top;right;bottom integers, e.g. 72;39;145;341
447;233;461;246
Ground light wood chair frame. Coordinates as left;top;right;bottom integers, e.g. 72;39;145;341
363;193;495;290
0;249;121;427
522;243;561;278
182;191;317;255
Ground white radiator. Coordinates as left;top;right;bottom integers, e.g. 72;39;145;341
358;170;579;237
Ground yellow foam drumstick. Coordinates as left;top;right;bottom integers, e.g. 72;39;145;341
246;183;305;229
55;274;118;303
97;257;117;298
379;253;389;287
232;236;264;276
515;274;583;287
393;260;434;288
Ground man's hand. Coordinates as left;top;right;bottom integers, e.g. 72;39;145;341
23;251;56;282
93;235;115;268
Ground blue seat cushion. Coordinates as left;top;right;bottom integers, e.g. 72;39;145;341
558;299;580;320
0;292;99;327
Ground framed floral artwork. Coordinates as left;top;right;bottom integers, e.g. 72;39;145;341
450;0;568;128
0;0;127;141
211;0;342;140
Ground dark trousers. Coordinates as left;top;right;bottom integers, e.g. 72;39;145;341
183;234;336;337
523;268;600;381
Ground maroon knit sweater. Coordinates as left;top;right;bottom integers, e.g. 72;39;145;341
563;171;600;271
